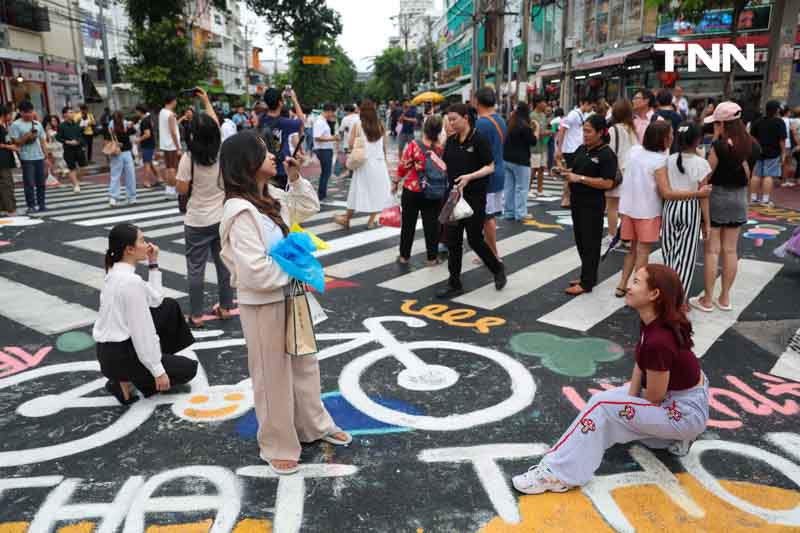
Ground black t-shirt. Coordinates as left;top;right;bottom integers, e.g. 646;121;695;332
503;124;537;166
652;109;683;153
750;117;785;159
139;115;156;149
568;144;617;205
105;122;136;152
0;125;15;169
443;128;493;196
709;139;761;188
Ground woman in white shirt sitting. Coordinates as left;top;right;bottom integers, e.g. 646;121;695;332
219;131;351;476
93;223;197;405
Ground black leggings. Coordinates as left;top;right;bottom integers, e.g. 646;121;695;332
400;188;441;261
96;298;197;397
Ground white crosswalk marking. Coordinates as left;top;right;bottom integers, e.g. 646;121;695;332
538;251;662;332
326;237;426;278
314;223;419;259
379;231;553;293
770;328;800;381
146;225;187;239
453;244;579;310
690;258;782;358
14;183;105;200
74;207;180;227
65;237;217;283
0;249;186;298
133;215;186;229
48;197;172;218
0;276;97;335
36;190;163;211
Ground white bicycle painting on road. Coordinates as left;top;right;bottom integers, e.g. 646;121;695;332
0;316;536;467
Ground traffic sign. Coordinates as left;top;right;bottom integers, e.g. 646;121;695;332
302;56;332;65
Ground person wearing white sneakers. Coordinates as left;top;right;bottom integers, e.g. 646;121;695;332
512;264;709;495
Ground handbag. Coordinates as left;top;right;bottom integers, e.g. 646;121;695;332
438;189;474;225
178;157;194;214
285;278;318;356
611;125;624;188
103;131;121;157
346;124;367;170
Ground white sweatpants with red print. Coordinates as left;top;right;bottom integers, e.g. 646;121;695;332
543;376;709;487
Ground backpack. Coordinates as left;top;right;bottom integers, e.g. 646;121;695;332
258;115;283;160
414;140;447;200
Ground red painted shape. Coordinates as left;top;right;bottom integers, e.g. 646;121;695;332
0;241;10;247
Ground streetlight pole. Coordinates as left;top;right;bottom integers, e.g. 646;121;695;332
517;0;531;103
471;0;481;100
243;24;250;108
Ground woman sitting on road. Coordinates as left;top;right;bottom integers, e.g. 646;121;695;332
512;264;709;495
219;130;351;475
93;223;198;405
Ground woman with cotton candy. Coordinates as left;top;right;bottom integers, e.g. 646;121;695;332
218;130;351;476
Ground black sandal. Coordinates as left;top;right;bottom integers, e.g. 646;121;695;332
615;287;627;298
105;380;139;406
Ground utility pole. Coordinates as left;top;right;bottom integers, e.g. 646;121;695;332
761;0;800;109
493;0;505;106
517;0;531;103
97;0;115;110
243;25;250;108
559;0;572;111
425;15;435;90
471;0;481;100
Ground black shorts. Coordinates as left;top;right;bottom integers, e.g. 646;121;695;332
63;145;87;170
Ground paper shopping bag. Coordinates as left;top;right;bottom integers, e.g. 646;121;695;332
285;279;318;356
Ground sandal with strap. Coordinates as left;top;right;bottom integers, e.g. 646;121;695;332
614;287;627;298
212;303;233;320
187;315;206;328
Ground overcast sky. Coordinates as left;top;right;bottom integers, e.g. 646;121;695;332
247;0;444;72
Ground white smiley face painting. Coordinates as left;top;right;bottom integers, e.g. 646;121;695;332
172;385;254;423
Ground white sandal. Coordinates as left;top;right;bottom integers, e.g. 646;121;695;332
689;296;714;313
260;452;299;475
321;431;353;446
713;298;733;312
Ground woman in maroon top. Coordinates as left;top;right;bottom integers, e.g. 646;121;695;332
512;264;709;495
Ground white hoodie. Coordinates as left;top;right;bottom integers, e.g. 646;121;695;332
219;177;320;305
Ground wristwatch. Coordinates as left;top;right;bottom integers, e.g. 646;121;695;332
148;263;159;270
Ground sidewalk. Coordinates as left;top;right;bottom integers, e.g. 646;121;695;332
772;183;800;210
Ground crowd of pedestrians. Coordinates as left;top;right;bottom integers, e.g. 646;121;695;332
59;79;795;493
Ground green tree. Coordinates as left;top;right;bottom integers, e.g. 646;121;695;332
367;47;407;102
124;0;226;107
646;0;748;99
245;0;343;103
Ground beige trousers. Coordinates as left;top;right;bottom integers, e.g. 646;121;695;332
239;301;339;461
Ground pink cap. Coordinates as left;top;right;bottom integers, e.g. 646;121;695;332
704;101;742;124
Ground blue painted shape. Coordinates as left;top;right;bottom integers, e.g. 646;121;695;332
236;391;422;438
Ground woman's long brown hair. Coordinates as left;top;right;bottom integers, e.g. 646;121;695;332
644;264;694;349
718;118;755;163
219;131;288;235
359;100;384;142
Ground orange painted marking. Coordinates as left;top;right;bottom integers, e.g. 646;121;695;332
224;393;244;401
189;395;209;404
145;520;211;532
57;522;94;533
183;405;239;419
0;523;28;533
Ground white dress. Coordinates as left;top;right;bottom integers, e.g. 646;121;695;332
346;134;393;213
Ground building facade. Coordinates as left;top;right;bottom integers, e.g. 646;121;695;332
0;0;85;117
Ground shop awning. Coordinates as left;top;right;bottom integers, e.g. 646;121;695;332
442;81;469;98
536;62;562;78
573;44;651;72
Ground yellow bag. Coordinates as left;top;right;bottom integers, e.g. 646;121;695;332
290;222;330;250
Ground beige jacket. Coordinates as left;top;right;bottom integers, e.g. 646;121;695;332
219;177;320;305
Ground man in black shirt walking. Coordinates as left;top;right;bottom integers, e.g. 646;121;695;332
651;89;682;153
437;103;506;298
749;100;786;207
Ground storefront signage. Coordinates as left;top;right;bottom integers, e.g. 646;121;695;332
440;65;463;84
656;43;756;73
656;5;771;39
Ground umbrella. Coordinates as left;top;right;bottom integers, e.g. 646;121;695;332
411;91;445;105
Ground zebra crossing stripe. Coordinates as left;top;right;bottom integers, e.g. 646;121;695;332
302;211;337;224
326;237;426;278
0;276;97;335
35;190;163;211
74;208;180;227
0;249;186;298
133;215;186;229
770;328;800;382
47;196;172;218
146;225;187;239
453;244;579;310
14;183;105;199
538;250;663;332
314;223;420;259
65;236;217;284
379;231;553;294
690;258;782;358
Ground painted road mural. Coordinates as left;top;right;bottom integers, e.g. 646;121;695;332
0;177;799;532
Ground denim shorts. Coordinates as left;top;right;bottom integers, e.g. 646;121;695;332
141;148;155;163
754;156;781;177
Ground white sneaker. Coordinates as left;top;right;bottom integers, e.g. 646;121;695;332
512;463;572;495
528;191;538;199
601;235;613;249
73;185;81;193
109;198;118;207
127;199;137;206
